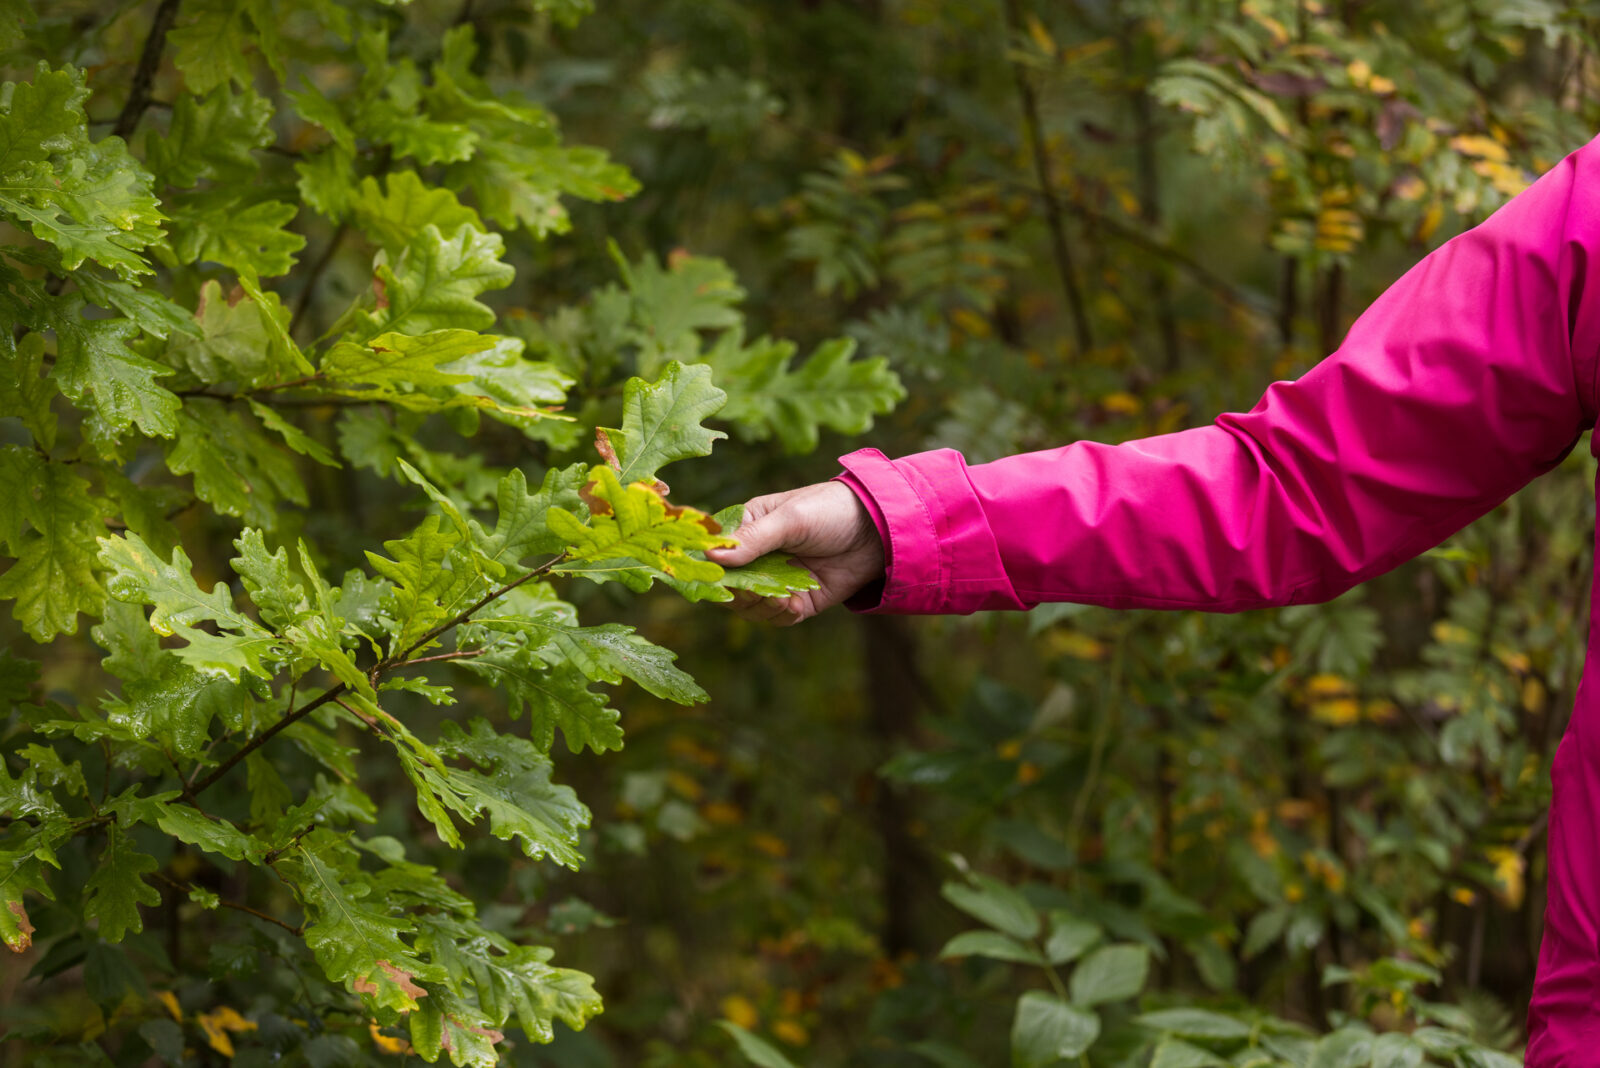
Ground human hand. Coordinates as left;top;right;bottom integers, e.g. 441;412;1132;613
706;481;885;625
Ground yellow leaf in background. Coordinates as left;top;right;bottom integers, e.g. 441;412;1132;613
1017;761;1042;785
1495;648;1531;674
949;307;991;339
1418;201;1445;242
1451;886;1477;906
752;833;789;858
773;1019;811;1046
1241;2;1290;45
1369;74;1396;94
668;736;721;768
1063;39;1116;64
1364;699;1400;724
1431;621;1473;646
369;1021;412;1055
722;995;760;1031
198;1007;257;1058
665;770;704;802
1519;753;1540;787
1523;677;1547;714
1276;799;1317;822
1102;391;1142;416
1250;821;1279;859
1026;14;1056;57
702;801;743;826
156;991;182;1023
1473;159;1531;196
1047;629;1106;660
1392;174;1426;201
1450;134;1509;162
1304;674;1353;698
997;739;1023;760
1347;58;1372;87
1486;847;1526;909
1314;208;1364;253
1154;401;1190;434
1311;698;1361;725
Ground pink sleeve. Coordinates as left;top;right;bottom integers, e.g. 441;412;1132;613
840;135;1600;616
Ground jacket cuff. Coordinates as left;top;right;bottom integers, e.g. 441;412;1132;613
836;447;1026;615
831;470;890;611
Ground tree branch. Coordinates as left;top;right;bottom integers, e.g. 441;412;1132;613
182;554;565;802
1001;0;1094;355
181;683;348;802
114;0;183;141
391;555;565;665
1041;185;1275;321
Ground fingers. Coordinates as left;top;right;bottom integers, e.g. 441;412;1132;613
707;493;791;568
725;589;805;625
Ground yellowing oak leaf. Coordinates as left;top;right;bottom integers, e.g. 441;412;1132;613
548;466;733;583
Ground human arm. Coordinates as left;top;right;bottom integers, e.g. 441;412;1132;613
720;135;1600;620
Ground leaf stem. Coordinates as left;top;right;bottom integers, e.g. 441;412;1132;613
262;823;317;866
1043;963;1070;1002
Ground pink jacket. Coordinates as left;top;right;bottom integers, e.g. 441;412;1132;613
837;136;1600;1061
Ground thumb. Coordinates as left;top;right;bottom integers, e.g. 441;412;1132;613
708;500;792;568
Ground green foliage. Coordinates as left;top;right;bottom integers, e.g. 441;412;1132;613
522;1;1581;1065
3;0;1585;1065
0;4;892;1065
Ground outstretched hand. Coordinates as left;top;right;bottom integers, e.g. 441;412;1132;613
706;481;885;625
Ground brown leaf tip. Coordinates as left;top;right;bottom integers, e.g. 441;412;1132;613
594;428;622;473
579;480;613;517
6;900;32;952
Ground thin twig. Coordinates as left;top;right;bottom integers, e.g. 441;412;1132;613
290;221;349;338
152;872;303;935
1042;184;1275;320
1067;627;1124;860
113;0;183;141
1515;810;1551;855
396;650;486;668
1000;0;1094;355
